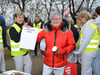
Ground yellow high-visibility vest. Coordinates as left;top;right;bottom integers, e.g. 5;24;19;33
80;22;99;52
74;24;78;28
33;22;42;32
0;26;3;46
33;22;42;29
7;24;28;56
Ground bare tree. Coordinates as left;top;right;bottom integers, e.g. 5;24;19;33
0;0;9;15
34;1;43;16
86;0;96;12
11;0;31;12
68;0;85;16
0;0;99;25
40;0;54;20
25;1;35;22
54;0;69;17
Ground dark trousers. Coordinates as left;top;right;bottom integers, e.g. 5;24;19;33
34;43;37;55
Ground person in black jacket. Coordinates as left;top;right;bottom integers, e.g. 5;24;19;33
8;11;32;73
64;18;79;43
65;16;80;63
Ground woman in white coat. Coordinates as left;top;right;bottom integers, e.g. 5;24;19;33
73;10;99;75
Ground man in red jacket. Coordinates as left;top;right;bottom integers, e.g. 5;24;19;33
37;11;75;75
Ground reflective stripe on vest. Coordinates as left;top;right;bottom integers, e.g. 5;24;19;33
98;27;100;46
74;24;78;28
7;24;28;56
0;26;3;46
80;22;99;52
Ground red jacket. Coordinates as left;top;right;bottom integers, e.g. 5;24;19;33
37;20;75;68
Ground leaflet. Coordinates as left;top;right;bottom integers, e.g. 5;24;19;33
20;27;39;50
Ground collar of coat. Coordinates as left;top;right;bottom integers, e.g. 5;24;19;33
44;19;71;32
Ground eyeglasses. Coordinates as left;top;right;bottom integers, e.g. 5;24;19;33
52;18;61;21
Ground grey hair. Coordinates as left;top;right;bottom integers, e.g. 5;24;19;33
50;11;62;20
14;11;24;18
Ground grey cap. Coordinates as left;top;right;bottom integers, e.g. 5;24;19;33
50;11;62;20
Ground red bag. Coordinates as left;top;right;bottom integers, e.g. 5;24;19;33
64;61;77;75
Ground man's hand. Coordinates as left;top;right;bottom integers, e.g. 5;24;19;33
0;47;4;51
23;23;32;28
72;51;75;54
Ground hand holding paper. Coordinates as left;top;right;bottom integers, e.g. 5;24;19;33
23;23;32;29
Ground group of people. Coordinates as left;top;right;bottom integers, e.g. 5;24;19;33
0;11;44;74
70;6;100;75
0;6;100;75
66;6;100;75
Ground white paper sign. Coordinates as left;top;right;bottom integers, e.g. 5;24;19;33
20;27;39;50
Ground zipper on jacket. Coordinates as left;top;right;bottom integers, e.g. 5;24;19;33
63;55;64;60
45;48;47;57
52;28;57;67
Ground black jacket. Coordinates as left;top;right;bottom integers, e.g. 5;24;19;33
9;22;28;56
9;22;22;43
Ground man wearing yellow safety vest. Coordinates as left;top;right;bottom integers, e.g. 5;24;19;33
92;6;100;75
73;10;99;75
0;25;4;73
7;11;32;73
0;15;8;72
32;16;44;57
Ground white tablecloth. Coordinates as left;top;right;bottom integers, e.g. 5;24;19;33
1;70;31;75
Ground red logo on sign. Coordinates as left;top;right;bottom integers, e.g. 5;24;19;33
65;67;71;75
37;25;40;27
